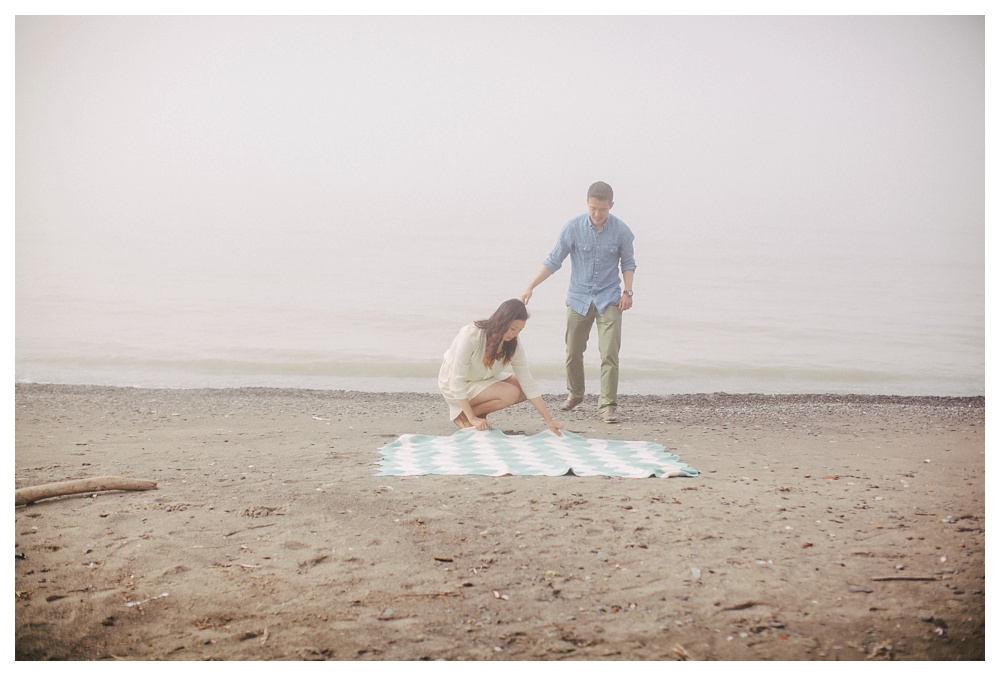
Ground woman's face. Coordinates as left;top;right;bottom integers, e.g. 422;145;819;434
503;320;526;342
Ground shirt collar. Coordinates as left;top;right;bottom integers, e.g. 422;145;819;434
589;214;612;232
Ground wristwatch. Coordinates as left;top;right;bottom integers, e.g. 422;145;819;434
623;290;633;297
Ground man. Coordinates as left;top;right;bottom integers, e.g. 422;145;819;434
520;181;636;424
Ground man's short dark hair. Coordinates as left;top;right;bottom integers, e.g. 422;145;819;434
587;181;614;203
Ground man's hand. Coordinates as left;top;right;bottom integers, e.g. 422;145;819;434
522;267;552;306
618;293;633;312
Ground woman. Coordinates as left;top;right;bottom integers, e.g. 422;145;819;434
439;299;563;435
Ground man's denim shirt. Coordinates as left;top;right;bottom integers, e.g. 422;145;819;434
542;212;637;316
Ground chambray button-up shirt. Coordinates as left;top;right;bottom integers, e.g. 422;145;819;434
542;212;637;316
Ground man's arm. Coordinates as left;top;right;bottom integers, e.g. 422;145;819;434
617;227;637;311
521;266;553;305
618;269;635;311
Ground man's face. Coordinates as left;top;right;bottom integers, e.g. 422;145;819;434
587;198;613;228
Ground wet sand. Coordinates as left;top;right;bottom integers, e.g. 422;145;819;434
14;384;985;660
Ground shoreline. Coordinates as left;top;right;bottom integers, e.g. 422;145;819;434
14;381;986;403
14;373;986;398
15;383;985;660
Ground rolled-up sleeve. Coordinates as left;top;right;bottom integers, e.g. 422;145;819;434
619;229;637;272
542;224;573;274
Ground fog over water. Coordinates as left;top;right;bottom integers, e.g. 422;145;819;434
15;15;985;395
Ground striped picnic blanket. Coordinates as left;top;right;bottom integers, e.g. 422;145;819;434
376;428;699;478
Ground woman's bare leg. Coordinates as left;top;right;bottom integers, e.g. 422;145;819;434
469;377;527;418
453;411;472;429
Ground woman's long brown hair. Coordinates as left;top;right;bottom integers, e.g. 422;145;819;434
475;299;530;368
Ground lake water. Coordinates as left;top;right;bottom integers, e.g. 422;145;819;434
14;217;984;397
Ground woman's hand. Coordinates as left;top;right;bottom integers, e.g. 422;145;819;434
471;416;492;431
547;419;564;436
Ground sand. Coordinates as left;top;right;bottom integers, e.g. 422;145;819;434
13;383;985;661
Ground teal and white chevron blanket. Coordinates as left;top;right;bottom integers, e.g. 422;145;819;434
376;429;699;478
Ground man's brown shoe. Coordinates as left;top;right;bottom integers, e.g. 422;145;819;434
559;397;583;412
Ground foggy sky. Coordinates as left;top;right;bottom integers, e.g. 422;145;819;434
17;16;983;252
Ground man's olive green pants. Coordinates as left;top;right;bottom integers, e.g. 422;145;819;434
565;302;622;413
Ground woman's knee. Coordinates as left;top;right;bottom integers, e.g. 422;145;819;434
471;381;522;411
499;381;524;405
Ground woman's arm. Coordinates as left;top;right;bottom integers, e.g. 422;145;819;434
447;326;491;430
528;396;563;436
457;397;491;431
509;344;562;435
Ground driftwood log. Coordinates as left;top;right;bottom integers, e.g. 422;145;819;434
15;476;158;506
